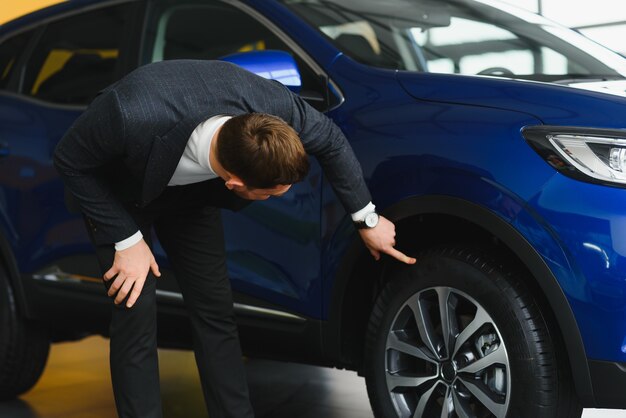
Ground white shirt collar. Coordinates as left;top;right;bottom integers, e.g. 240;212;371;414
196;115;232;173
168;115;232;187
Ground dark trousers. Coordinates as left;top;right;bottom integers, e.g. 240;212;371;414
84;182;254;418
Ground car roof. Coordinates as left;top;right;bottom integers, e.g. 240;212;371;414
0;0;132;37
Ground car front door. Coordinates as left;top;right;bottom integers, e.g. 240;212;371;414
141;0;329;319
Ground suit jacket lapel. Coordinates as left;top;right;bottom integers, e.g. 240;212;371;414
140;119;197;206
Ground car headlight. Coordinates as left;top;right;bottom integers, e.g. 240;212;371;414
522;126;626;188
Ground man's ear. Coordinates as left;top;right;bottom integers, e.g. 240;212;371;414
224;174;245;190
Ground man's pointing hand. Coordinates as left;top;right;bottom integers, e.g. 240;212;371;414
358;215;416;264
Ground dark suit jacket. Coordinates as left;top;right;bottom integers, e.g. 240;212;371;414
53;60;371;245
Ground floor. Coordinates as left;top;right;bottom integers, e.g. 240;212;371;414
0;336;624;418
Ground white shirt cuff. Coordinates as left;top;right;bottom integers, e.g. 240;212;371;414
115;231;143;251
351;202;376;222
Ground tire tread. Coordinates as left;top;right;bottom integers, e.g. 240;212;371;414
0;269;49;400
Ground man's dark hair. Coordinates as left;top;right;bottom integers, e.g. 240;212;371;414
217;113;310;189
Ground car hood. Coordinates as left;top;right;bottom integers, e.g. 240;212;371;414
396;71;626;129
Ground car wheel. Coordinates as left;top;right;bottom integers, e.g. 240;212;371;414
0;267;50;400
364;247;582;418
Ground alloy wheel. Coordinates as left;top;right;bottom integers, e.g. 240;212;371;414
385;286;510;418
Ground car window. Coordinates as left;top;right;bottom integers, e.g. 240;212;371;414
410;15;582;77
143;0;332;110
147;2;290;62
22;4;133;105
0;29;35;90
280;0;626;82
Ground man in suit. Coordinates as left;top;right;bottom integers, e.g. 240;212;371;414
53;60;415;418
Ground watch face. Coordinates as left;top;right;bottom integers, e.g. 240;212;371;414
365;212;379;228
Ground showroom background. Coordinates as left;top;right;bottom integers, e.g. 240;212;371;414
1;1;626;417
505;0;626;56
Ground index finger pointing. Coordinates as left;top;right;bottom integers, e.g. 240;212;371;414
384;247;416;265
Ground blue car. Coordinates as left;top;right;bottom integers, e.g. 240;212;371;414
1;0;626;416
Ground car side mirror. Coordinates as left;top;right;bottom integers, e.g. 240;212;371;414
219;50;302;94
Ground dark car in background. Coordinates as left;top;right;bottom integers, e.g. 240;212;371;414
2;0;626;416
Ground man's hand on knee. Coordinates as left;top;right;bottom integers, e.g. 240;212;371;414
104;239;161;308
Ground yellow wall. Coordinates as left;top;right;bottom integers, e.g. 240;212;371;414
0;1;65;25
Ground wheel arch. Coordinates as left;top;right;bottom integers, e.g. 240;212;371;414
323;195;594;406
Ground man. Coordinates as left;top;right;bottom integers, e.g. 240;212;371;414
53;59;415;418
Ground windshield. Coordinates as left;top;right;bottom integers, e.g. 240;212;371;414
279;0;626;82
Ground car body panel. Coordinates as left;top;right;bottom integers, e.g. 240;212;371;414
0;94;86;270
221;157;324;317
320;55;549;311
530;174;626;361
397;71;626;129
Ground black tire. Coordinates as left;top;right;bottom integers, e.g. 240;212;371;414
0;267;50;400
364;247;582;418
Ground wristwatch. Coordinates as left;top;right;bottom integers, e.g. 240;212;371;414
354;211;379;229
